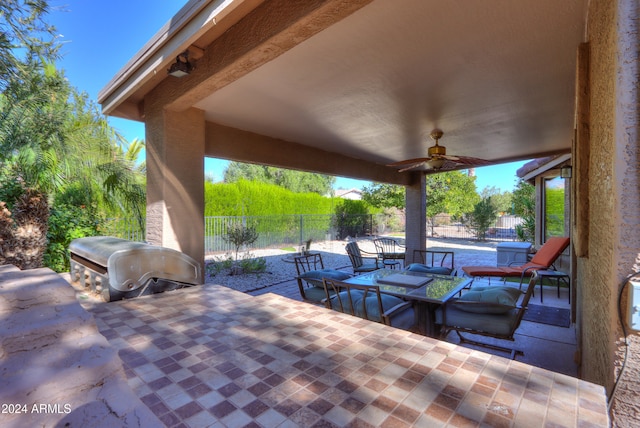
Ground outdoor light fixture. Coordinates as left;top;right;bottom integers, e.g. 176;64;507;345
168;51;193;77
560;165;572;179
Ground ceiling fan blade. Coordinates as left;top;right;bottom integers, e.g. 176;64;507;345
388;129;494;173
439;159;465;171
387;157;431;167
397;162;427;172
451;156;493;166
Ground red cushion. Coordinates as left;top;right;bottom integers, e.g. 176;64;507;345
530;237;570;267
463;262;543;277
462;237;569;278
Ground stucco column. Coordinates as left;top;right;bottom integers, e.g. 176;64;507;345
578;2;640;420
404;172;427;264
145;107;205;281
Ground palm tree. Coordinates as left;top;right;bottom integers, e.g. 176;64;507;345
0;1;147;270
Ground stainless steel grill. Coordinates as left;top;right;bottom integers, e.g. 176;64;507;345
69;236;202;302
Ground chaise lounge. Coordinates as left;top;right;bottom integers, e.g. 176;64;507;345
461;236;570;288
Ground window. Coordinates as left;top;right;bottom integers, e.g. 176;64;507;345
544;176;565;240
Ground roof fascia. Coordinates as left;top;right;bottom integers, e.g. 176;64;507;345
521;153;572;181
98;0;256;118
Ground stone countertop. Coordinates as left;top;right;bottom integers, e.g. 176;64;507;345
81;284;609;427
0;265;161;428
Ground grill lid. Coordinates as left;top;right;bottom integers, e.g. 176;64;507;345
107;246;201;291
69;236;202;291
69;236;151;267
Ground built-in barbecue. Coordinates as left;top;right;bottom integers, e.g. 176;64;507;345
69;236;201;302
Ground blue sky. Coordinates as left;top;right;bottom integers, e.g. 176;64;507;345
49;0;527;193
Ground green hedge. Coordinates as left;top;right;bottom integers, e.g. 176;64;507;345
205;179;339;216
204;180;380;243
545;187;565;237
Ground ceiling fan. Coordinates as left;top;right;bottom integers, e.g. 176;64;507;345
388;129;492;172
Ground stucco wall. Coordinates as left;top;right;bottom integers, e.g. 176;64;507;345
579;0;617;387
580;0;640;424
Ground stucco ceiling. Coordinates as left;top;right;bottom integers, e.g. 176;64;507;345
192;0;587;169
100;0;589;179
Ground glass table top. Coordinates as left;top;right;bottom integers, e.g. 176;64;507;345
345;269;471;304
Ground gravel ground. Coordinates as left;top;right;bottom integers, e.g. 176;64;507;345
204;241;352;293
205;238;500;293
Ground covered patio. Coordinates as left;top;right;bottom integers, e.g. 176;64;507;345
97;0;639;425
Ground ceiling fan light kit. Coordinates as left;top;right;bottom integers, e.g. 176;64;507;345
426;158;446;169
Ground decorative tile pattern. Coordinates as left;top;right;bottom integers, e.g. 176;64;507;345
83;285;609;427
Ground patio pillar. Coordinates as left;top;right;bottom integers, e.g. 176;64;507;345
404;172;427;264
145;107;205;281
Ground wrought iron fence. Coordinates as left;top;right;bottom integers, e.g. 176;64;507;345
102;213;524;254
204;214;376;254
427;214;523;241
100;218;145;242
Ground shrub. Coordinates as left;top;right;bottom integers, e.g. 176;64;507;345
222;222;268;275
379;207;405;233
238;255;267;273
513;180;535;243
332;199;371;239
465;197;498;241
44;203;101;272
224;222;259;260
515;197;535;243
206;251;266;278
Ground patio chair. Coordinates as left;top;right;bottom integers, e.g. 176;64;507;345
461;236;570;288
345;241;384;274
322;278;415;330
373;237;406;268
408;249;456;276
435;271;539;359
294;253;351;304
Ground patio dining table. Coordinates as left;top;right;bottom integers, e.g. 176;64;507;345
344;269;472;336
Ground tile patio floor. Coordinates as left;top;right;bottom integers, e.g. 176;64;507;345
250;275;579;378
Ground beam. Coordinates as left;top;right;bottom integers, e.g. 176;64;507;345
205;122;411;186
